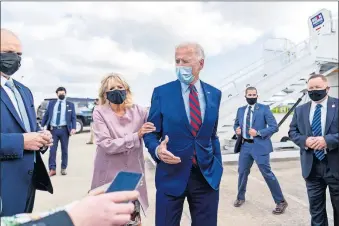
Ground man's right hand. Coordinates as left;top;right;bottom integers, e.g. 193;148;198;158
236;127;241;135
23;132;53;151
157;135;181;164
67;191;139;226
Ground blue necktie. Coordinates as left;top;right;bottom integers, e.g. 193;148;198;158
56;101;62;126
312;104;325;161
5;80;36;162
245;106;252;139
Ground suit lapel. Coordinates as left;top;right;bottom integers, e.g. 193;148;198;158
174;80;192;132
325;97;336;134
200;81;211;125
14;81;35;131
305;102;312;135
252;104;260;124
0;86;27;131
238;106;246;128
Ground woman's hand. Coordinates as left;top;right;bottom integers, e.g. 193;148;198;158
138;122;156;139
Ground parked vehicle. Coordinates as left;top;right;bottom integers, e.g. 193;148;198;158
36;97;96;133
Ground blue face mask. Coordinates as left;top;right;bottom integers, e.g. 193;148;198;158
176;66;194;85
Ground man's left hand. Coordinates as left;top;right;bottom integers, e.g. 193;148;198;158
249;128;257;137
70;129;76;136
38;130;53;146
310;136;327;150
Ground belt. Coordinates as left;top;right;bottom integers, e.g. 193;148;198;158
243;139;254;143
51;125;67;129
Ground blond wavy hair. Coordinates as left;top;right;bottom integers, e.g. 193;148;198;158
98;73;133;108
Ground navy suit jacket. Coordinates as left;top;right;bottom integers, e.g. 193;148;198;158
0;80;53;217
20;211;74;226
143;80;223;196
233;103;279;155
288;96;339;179
41;100;76;134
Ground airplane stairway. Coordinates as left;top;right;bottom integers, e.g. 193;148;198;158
217;37;319;137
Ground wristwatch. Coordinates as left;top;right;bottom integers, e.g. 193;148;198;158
256;130;261;137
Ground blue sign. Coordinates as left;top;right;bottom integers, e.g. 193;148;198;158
311;13;324;28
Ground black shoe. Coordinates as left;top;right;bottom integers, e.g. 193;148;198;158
234;199;245;207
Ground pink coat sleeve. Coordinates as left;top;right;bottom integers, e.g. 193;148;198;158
92;109;141;155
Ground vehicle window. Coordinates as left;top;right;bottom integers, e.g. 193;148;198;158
40;101;49;109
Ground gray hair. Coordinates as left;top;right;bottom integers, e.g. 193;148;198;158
175;42;205;60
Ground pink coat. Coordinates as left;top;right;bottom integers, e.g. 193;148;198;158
90;103;149;211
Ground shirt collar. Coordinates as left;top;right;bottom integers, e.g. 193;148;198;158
247;103;256;109
1;75;12;86
311;96;328;109
58;98;66;103
181;79;201;93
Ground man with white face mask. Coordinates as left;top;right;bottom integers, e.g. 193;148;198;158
144;42;223;226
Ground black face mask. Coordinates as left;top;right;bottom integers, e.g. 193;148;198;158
106;90;127;105
58;94;65;100
0;52;22;76
308;89;327;102
246;97;257;105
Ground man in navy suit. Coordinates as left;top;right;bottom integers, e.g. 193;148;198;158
144;42;223;226
289;74;338;225
0;28;53;216
41;87;76;176
233;87;288;214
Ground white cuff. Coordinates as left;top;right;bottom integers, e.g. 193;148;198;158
155;145;160;160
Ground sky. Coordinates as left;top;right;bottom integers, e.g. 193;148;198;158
1;1;338;108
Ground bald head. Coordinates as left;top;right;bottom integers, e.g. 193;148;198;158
1;29;22;54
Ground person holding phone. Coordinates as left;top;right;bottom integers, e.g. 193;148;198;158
1;189;140;226
90;73;154;226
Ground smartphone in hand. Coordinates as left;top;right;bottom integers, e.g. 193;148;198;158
106;171;143;193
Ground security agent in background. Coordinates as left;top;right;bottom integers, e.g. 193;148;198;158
289;74;338;226
0;28;53;216
233;86;288;214
41;87;76;177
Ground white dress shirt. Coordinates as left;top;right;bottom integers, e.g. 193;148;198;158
1;76;21;118
242;104;255;139
309;97;328;136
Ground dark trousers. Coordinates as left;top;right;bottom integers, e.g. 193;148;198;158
155;166;219;226
49;127;69;170
237;142;285;204
24;168;36;213
305;157;339;226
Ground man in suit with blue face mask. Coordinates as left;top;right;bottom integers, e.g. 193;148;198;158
144;42;223;226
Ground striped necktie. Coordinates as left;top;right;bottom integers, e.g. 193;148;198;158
312;104;325;161
5;80;36;162
189;85;202;165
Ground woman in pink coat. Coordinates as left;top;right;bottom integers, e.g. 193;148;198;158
90;73;155;226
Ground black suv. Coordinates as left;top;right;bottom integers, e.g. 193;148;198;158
36;97;96;133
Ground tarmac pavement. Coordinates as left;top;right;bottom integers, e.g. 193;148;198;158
34;130;335;226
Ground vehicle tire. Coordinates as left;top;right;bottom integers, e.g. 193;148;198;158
76;119;83;134
280;136;290;142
